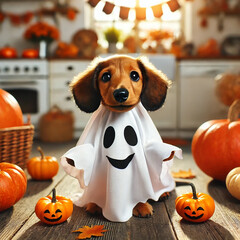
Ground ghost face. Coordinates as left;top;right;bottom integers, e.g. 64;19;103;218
103;125;138;169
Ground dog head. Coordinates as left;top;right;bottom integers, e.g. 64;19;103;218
70;55;171;113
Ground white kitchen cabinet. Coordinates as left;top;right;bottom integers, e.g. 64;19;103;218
148;83;177;130
49;60;92;131
144;54;177;130
178;60;240;130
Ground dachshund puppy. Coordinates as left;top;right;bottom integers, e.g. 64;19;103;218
61;55;182;222
70;55;170;113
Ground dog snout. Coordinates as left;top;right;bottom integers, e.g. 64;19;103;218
113;88;129;103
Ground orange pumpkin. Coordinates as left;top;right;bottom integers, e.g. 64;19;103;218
196;38;220;58
0;89;23;128
55;42;79;58
22;49;39;58
0;162;27;212
0;46;17;58
27;147;59;180
192;99;240;181
175;182;215;223
35;188;73;225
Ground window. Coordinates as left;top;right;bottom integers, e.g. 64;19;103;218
86;0;182;52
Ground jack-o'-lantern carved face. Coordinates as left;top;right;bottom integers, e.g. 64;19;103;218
35;189;73;225
43;206;63;223
183;205;204;221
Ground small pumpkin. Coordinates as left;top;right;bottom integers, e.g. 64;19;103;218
175;182;215;223
27;147;59;180
35;188;73;225
0;89;23;129
226;167;240;200
196;38;220;58
0;46;17;58
192;99;240;181
22;49;39;58
55;42;79;58
0;162;27;212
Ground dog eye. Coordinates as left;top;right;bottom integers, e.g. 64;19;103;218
130;71;139;82
124;126;138;146
102;72;111;82
103;126;115;148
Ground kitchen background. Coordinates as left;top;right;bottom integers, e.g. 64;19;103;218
0;0;240;140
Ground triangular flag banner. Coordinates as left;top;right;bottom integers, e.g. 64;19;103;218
167;0;181;12
88;0;100;7
135;7;146;20
119;6;130;20
151;4;163;18
103;1;115;14
87;0;182;20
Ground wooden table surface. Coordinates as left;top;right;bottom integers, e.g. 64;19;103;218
0;141;240;240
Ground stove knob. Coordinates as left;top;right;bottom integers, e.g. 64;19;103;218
33;66;39;72
3;67;9;72
14;66;20;72
24;67;29;72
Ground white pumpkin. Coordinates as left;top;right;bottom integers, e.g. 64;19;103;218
226;167;240;200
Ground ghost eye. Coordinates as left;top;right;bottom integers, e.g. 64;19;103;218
55;209;62;213
124;126;138;146
130;71;139;82
44;210;50;213
103;126;115;148
102;72;111;82
197;207;204;211
184;206;191;210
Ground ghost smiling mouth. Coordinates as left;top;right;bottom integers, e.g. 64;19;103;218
107;153;135;169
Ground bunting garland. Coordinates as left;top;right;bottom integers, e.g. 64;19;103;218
0;6;79;26
87;0;182;20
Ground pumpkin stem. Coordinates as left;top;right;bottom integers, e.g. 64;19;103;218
228;99;240;122
176;181;198;200
37;146;44;160
52;188;57;203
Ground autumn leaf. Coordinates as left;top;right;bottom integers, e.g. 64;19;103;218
72;225;108;239
172;169;196;179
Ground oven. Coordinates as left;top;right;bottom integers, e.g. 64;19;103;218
0;59;49;128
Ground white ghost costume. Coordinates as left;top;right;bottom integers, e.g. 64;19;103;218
61;103;182;222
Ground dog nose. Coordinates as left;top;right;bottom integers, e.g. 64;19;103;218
113;88;129;103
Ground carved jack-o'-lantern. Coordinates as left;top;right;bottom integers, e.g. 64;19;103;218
175;182;215;223
35;188;73;225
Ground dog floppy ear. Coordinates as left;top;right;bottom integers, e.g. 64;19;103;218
137;56;171;111
70;57;102;113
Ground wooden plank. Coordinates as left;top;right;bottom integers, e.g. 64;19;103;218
0;140;76;240
12;173;177;240
128;201;177;240
4;141;240;240
168;152;240;240
0;168;66;240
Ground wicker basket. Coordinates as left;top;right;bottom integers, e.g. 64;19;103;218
0;124;34;169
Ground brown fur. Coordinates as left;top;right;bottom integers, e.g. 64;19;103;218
70;55;173;218
71;55;171;113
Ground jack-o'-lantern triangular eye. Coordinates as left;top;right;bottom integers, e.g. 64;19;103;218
184;206;191;210
55;209;62;213
44;210;50;213
197;207;204;211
